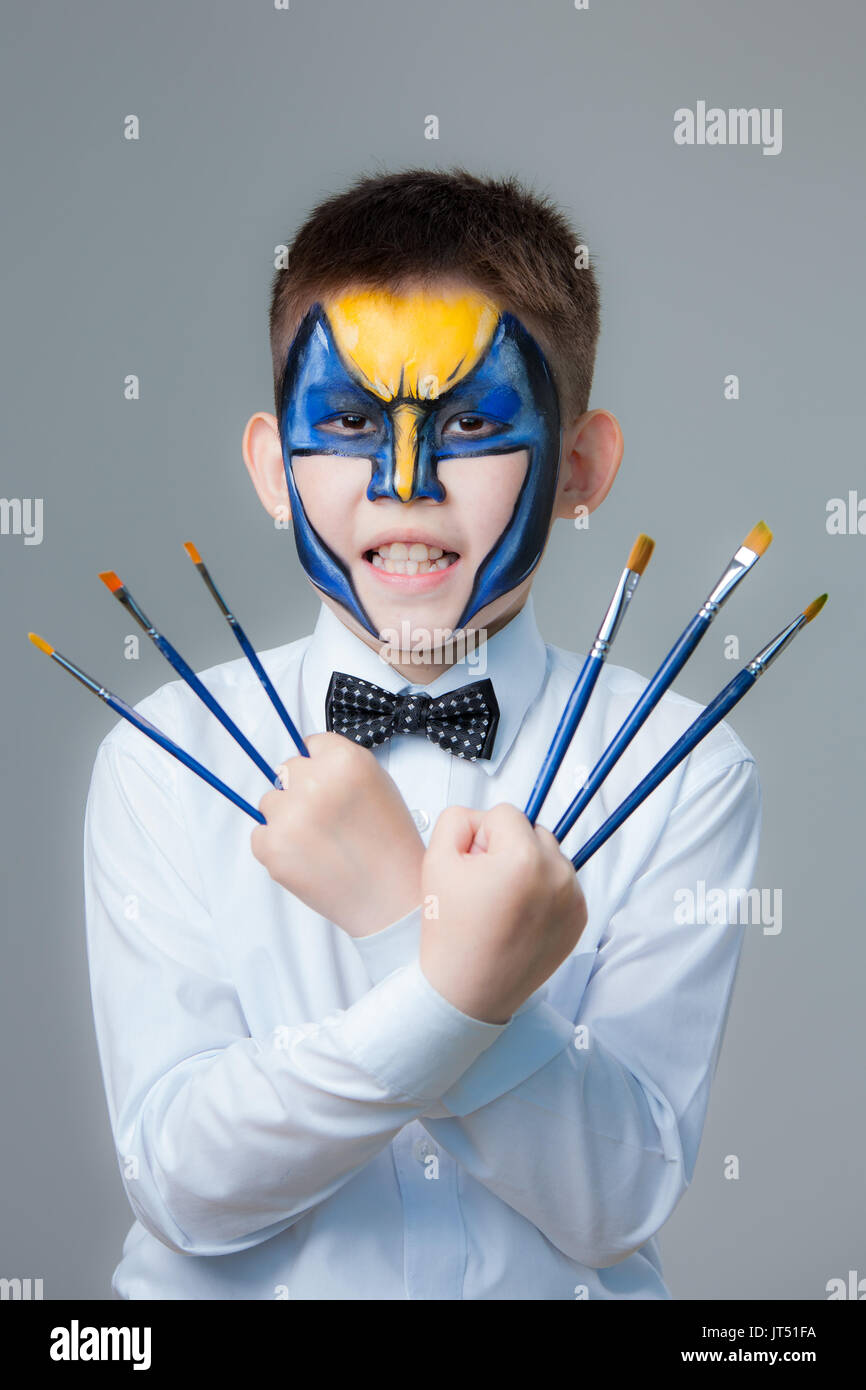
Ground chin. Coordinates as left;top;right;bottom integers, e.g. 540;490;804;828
354;572;474;644
321;568;532;665
371;603;472;652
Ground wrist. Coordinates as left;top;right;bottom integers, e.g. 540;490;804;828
418;950;514;1026
339;852;424;938
351;895;422;940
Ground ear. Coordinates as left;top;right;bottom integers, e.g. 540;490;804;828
242;412;290;521
552;409;624;521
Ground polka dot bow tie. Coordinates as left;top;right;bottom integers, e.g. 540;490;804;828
325;672;500;761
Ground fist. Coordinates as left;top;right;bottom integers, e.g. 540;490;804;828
251;731;424;936
420;803;587;1023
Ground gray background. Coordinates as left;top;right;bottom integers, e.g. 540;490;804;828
1;0;863;1299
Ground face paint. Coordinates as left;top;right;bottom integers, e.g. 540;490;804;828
277;287;562;637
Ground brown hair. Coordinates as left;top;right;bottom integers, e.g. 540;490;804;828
269;167;601;420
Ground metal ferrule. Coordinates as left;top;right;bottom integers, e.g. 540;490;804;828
698;544;761;620
53;650;110;700
115;587;157;638
746;614;806;676
590;568;641;658
197;565;235;622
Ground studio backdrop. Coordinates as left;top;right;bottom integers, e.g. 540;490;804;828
1;0;863;1300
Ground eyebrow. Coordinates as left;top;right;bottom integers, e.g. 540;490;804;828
301;384;385;418
465;383;522;418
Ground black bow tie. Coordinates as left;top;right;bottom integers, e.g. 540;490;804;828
325;671;500;761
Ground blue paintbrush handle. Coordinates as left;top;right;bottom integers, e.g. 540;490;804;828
153;634;279;785
524;654;603;824
554;612;708;842
571;667;753;871
232;625;310;758
106;693;267;824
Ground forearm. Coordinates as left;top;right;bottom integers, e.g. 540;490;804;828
420;1021;688;1269
352;761;758;1267
352;912;676;1267
110;960;506;1256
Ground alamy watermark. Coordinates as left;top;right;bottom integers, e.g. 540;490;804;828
826;491;866;534
50;1322;151;1370
378;622;488;674
674;102;782;156
674;880;782;935
826;1270;865;1300
0;497;42;545
0;1276;43;1299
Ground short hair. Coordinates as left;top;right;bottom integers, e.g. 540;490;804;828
269;167;601;420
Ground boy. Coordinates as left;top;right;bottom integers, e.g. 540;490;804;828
84;168;761;1300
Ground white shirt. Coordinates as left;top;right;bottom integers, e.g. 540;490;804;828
83;595;761;1300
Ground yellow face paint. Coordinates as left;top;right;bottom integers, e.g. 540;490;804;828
388;402;425;501
325;287;500;500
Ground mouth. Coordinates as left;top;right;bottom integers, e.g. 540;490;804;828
360;538;462;591
363;540;460;575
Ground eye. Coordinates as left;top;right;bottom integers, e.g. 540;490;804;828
442;413;502;439
317;412;377;435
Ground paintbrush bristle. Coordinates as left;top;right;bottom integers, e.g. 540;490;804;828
98;570;124;593
29;632;54;656
803;593;828;623
183;541;202;564
743;521;773;557
627;533;655;576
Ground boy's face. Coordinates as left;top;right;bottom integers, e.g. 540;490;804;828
276;282;562;646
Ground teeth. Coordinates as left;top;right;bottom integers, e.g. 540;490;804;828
373;541;451;558
368;541;458;574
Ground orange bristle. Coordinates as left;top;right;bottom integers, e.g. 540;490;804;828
28;632;54;656
627;533;655;576
743;521;773;557
98;570;124;593
803;593;828;623
183;541;202;564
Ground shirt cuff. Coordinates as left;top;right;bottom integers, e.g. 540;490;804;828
421;946;599;1117
337;958;508;1102
425;998;577;1117
348;910;581;1115
351;904;550;1017
351;905;423;985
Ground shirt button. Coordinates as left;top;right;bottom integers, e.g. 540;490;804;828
411;808;430;832
413;1136;437;1163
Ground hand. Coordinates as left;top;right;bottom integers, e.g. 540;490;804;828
251;732;424;937
420;803;587;1024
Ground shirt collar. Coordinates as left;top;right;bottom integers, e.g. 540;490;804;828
300;596;548;775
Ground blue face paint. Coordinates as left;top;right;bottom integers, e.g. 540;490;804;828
277;302;562;636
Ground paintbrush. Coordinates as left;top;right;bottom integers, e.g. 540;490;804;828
182;542;309;758
571;595;828;871
525;532;655;824
28;633;266;823
554;521;773;843
98;570;280;786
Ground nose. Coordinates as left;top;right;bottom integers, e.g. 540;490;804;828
366;403;446;504
390;403;423;501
